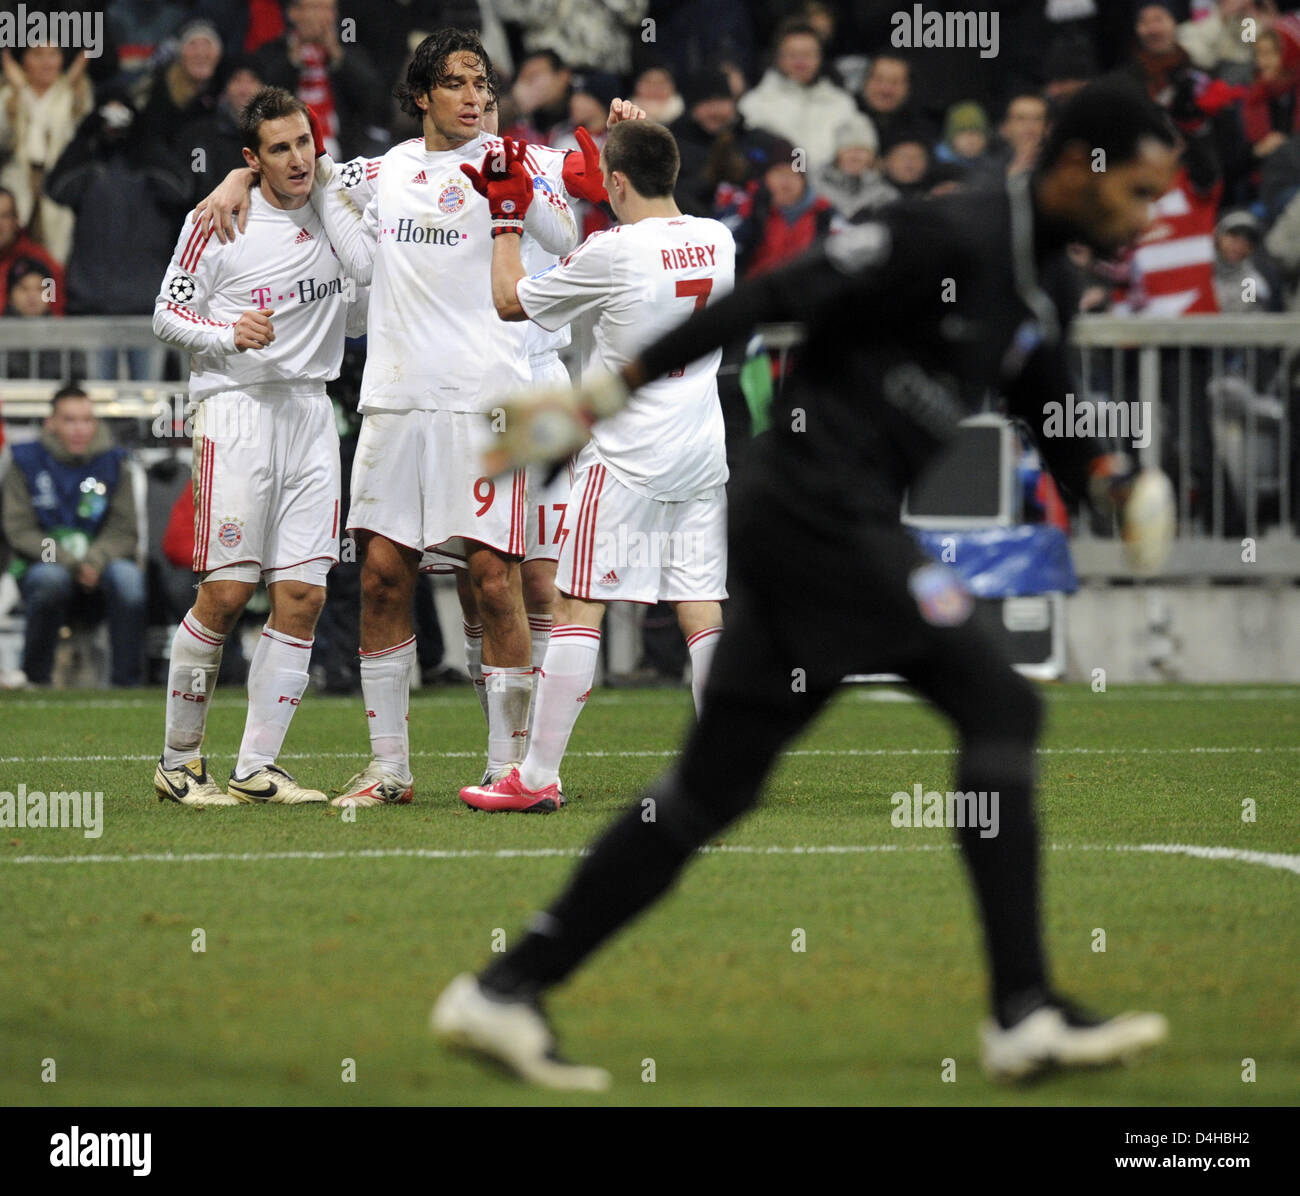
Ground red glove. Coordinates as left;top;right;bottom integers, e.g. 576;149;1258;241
461;138;534;236
306;104;328;158
562;125;607;205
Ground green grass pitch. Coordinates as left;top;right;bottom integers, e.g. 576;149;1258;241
1;683;1297;1106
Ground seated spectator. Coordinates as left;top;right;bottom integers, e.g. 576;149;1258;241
632;65;683;126
196;0;289;59
2;383;144;686
503;50;573;145
813;113;898;221
715;134;837;278
254;0;387;159
857;53;935;150
934;102;1001;185
738;19;859;174
880;131;933;199
671;68;767;218
1214;209;1283;312
996;94;1050;178
550;71;623;239
1263;184;1300;309
3;257;65;380
179;54;265;200
131;19;223;151
1179;0;1263;87
1241;23;1300;169
107;0;190;75
0;186;64;314
45;94;189;376
0;45;92;264
506;0;644;77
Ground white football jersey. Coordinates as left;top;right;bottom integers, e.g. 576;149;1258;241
515;215;736;501
153;188;365;402
318;134;578;414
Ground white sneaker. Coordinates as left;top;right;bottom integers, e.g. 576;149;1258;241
228;764;327;805
332;760;414;807
981;996;1168;1082
431;973;610;1092
155;757;245;807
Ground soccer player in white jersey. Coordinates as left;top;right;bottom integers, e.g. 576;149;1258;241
459;120;735;813
151;87;366;807
288;29;583;806
456;103;644;746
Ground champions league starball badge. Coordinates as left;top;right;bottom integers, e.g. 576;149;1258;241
340;159;364;188
168;274;196;303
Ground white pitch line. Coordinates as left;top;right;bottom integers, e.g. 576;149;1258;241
3;744;1299;766
2;842;1296;876
2;688;1299;712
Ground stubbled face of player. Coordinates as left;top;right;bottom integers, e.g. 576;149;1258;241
1067;138;1178;256
419;52;491;148
247;113;314;208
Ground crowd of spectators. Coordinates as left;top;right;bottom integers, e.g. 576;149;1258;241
0;2;1297;322
4;1;1300;686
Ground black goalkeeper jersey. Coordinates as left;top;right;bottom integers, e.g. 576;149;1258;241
637;173;1108;531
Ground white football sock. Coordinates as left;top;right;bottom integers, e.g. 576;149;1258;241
463;619;487;722
360;635;415;778
483;664;534;777
162;611;226;770
526;612;553;733
234;626;313;777
686;625;723;715
519;625;600;791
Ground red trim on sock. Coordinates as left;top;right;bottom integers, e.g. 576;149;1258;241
358;635;416;659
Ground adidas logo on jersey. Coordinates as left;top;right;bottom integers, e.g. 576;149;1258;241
598;570;619;585
412;170;428;185
294;228;313;243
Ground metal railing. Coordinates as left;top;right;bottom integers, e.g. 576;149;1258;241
1071;314;1299;579
2;314;1298;578
0;316;183;386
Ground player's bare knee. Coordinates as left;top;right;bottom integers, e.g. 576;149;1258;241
472;566;521;625
521;566;556;613
361;561;413;615
193;580;254;633
270;582;327;638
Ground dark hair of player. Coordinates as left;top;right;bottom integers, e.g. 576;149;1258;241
396;27;500;119
1038;78;1177;172
51;382;89;408
603;120;680;198
238;85;310;153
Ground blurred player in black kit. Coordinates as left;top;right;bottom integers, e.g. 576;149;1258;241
432;80;1180;1090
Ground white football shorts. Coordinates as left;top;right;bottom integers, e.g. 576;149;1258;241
192;386;340;586
558;461;728;604
348;408;527;564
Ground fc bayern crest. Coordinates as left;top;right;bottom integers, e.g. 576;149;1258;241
437;182;466;214
217;520;243;548
168;273;196;303
340;159;364;188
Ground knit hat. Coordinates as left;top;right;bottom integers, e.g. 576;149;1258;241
1216;209;1261;240
177;19;222;54
834;112;878;153
944;101;988;141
